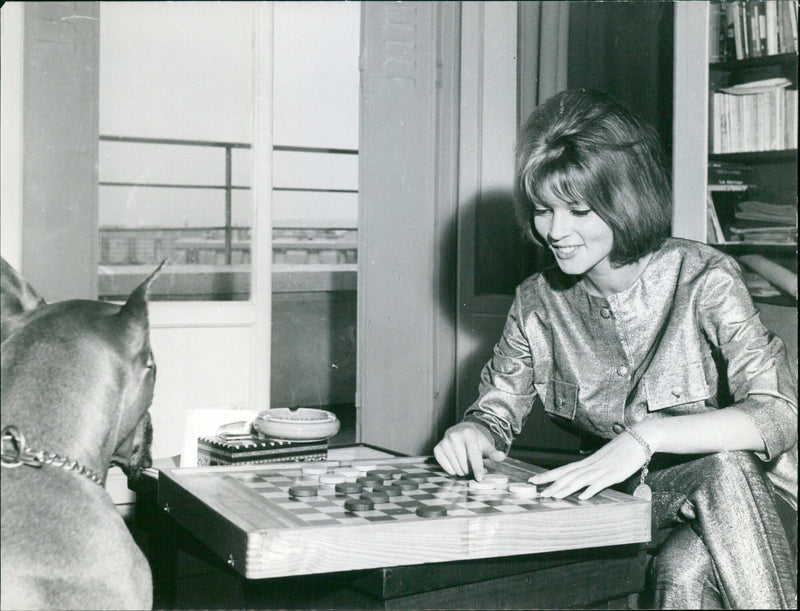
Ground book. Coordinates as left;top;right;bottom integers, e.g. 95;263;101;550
765;1;778;55
724;1;796;57
708;160;754;185
707;191;726;243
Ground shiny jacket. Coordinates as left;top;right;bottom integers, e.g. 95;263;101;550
463;238;798;507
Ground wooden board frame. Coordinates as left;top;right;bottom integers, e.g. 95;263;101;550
158;456;650;580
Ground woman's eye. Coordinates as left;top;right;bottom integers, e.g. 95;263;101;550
570;209;592;217
531;207;552;217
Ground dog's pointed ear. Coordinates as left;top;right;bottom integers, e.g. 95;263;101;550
1;257;47;343
118;259;165;323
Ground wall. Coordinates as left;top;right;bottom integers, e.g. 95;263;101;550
21;2;99;300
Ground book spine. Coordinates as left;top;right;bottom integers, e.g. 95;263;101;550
733;2;745;59
707;191;726;243
787;88;798;149
756;91;768;151
750;2;762;57
709;2;723;62
770;87;781;150
765;1;778;55
712;92;722;154
791;1;799;53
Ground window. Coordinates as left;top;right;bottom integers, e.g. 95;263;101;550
98;2;360;303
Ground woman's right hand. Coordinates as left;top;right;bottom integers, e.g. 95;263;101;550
433;421;506;481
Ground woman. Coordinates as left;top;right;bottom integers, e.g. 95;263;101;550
434;89;797;609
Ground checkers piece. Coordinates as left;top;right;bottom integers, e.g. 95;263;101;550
469;479;497;491
361;491;390;504
357;476;383;487
508;483;539;498
319;474;346;485
416;505;447;518
288;485;319;498
301;464;330;476
354;463;377;473
335;482;362;495
344;497;375;512
400;472;430;482
334;468;361;479
366;469;394;480
484;474;509;489
373;483;402;497
392;480;419;492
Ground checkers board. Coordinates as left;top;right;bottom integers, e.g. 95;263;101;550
157;456;650;579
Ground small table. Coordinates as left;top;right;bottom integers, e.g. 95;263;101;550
135;445;650;608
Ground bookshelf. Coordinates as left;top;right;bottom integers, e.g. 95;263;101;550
674;1;797;307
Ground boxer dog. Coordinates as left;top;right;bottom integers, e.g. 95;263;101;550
1;258;161;610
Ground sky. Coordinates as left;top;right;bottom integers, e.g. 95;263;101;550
98;1;360;228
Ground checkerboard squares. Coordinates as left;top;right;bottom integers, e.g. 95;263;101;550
228;459;592;529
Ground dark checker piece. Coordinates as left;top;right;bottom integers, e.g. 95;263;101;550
335;482;363;494
288;485;319;498
416;505;447;518
400;472;430;482
361;491;390;504
345;497;375;512
372;483;401;497
357;476;383;487
392;480;419;492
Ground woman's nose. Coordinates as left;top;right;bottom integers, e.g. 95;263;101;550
548;209;572;240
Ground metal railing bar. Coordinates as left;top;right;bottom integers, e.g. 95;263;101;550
273;187;359;194
99;181;250;190
100;226;240;232
100;182;357;195
225;145;233;264
274;144;358;155
101;135;358;156
99;135;251;149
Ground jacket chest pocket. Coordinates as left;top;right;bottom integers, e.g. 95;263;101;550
644;360;710;411
535;379;579;420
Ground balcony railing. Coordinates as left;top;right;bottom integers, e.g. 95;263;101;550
99;135;358;267
98;135;358;300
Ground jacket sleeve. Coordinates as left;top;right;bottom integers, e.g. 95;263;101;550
462;288;538;454
697;255;798;460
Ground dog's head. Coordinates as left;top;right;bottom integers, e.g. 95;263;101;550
1;258;162;478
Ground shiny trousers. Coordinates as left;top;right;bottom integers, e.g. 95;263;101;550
636;451;797;609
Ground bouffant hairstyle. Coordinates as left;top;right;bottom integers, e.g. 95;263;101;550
515;89;672;267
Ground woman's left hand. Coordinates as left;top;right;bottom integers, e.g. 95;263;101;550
528;431;649;500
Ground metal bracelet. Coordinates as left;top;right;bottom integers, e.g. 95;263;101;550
622;424;652;485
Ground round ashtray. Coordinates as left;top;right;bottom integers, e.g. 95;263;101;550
253;408;341;441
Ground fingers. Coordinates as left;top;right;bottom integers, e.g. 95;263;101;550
528;456;590;485
433;443;456;476
488;449;507;462
433;423;496;479
539;465;606;499
466;440;486;480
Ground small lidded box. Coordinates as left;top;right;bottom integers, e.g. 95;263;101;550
197;435;328;466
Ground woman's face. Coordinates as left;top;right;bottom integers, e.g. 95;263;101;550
532;199;615;281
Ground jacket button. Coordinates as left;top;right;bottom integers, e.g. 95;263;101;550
616;365;629;377
612;423;624;434
600;307;612;318
671;386;683;397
